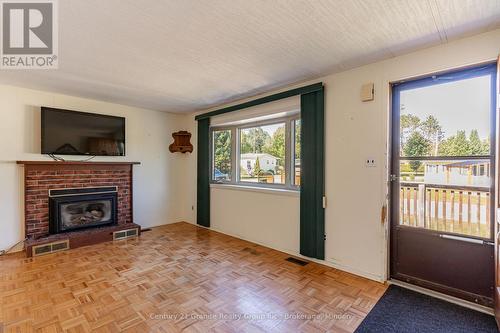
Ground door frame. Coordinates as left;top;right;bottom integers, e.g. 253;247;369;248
495;58;500;324
388;61;498;306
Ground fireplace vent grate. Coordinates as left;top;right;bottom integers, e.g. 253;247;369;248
33;239;69;256
113;228;139;241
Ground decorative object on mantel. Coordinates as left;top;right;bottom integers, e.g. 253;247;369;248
169;131;193;153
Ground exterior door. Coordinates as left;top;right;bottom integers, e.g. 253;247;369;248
495;58;500;326
391;63;497;307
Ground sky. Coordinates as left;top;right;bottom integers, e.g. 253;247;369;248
241;123;284;136
262;123;283;135
400;75;491;140
252;73;492;140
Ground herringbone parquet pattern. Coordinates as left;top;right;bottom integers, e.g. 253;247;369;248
0;222;386;333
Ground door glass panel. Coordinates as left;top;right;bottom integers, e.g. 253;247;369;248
399;159;491;238
398;73;493;239
400;75;491;157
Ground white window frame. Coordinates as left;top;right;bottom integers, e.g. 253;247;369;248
210;114;300;191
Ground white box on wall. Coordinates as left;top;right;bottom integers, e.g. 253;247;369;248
360;83;374;102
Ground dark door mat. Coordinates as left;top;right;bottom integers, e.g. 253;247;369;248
355;285;498;333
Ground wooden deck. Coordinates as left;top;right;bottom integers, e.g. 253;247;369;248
400;183;491;238
0;222;386;332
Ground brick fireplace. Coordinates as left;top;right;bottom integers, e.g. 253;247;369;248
17;161;141;256
49;186;118;234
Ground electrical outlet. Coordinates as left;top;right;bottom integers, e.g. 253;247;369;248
365;158;376;167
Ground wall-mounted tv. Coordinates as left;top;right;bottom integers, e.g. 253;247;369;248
41;107;125;156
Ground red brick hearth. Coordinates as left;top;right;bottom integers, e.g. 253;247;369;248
17;161;141;256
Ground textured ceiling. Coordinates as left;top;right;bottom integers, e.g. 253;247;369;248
1;0;500;112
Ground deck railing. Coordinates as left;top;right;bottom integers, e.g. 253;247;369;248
399;182;490;238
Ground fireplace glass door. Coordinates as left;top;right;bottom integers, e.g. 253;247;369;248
49;187;118;234
60;200;113;230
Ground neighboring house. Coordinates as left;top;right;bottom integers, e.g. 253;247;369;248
240;153;278;175
424;161;490;187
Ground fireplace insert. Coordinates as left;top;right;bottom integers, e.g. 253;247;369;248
49;187;118;234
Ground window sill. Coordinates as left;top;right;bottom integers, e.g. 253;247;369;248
210;183;300;197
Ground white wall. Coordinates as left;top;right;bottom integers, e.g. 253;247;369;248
0;85;190;251
211;186;299;254
183;29;500;282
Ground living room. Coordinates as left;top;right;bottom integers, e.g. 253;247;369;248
1;1;500;332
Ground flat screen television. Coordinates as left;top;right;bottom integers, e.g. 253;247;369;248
41;107;125;156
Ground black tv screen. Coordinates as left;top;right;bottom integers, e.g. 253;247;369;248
41;107;125;156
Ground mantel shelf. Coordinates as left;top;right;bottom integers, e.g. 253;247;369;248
17;161;141;165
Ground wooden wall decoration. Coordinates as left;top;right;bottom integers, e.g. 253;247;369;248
169;131;193;153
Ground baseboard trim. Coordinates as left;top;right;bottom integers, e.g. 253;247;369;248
389;279;494;316
0;238;26;255
192;222;384;283
145;220;188;229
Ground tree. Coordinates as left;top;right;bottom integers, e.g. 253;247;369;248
213;130;231;175
295;120;301;160
469;130;487;155
399;112;488;157
482;136;490;154
263;126;285;166
438;129;490;156
421;115;443;156
400;114;421;151
240;128;270;154
439;130;470;156
254;157;261;178
403;132;431;172
469;130;481;154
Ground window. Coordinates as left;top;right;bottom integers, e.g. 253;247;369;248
293;119;301;186
212;129;232;181
210;115;300;189
479;164;485;176
240;123;286;184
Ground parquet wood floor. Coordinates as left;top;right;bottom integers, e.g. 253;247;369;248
0;222;386;333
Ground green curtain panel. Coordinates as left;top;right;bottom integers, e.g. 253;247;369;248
197;118;210;227
300;88;325;259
